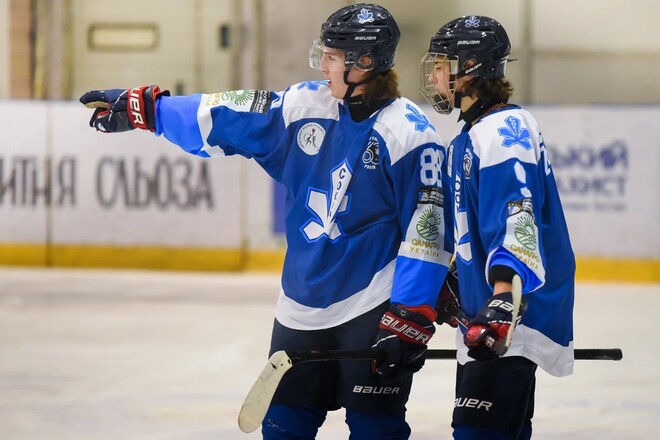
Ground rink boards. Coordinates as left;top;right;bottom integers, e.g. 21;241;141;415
0;101;657;281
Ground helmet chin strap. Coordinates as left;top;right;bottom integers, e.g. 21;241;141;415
453;90;464;113
456;77;495;124
342;70;376;100
458;97;495;124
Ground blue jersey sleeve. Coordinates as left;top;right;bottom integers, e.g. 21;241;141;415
155;89;289;181
155;94;206;153
388;137;453;307
475;113;549;293
479;160;546;292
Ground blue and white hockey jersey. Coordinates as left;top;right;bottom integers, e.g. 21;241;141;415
449;105;575;377
154;81;453;330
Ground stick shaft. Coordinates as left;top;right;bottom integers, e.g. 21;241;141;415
287;347;623;363
426;348;623;360
239;347;622;431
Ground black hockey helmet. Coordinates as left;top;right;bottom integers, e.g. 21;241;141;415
313;3;400;73
420;16;511;114
429;15;510;80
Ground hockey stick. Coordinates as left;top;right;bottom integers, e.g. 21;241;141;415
238;276;621;433
438;288;624;360
238;346;622;432
437;281;625;360
238;350;293;433
237;348;389;433
505;274;523;350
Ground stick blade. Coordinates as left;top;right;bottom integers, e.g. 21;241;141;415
238;351;293;433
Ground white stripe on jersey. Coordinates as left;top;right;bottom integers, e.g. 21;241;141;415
274;259;396;330
197;94;215;154
375;98;444;166
454;324;574;377
282;84;339;129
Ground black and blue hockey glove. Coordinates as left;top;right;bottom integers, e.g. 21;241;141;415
464;292;527;360
372;304;436;384
79;85;169;133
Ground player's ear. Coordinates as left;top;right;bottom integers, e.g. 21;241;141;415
355;54;374;72
457;60;479;93
462;59;477;71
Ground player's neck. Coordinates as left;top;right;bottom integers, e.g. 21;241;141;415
346;94;388;122
460;94;504;125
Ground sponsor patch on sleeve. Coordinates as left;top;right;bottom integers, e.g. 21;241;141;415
250;90;273;113
203;89;273;113
503;198;545;284
398;185;448;263
417;185;444;208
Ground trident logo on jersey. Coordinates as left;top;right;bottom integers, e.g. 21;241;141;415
301;161;352;242
498;116;532;150
405;103;436;133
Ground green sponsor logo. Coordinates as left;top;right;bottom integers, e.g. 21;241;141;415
416;207;442;241
205;90;255;107
514;215;537;250
231;90;255;106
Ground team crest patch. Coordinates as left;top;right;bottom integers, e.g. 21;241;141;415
465;16;480;28
463;149;473;179
498;116;532;150
297;122;325;155
405;103;436;133
362;136;380;169
357;8;375;24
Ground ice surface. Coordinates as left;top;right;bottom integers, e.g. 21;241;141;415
0;268;657;439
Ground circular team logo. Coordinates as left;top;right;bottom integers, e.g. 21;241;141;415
362;136;379;169
463;149;473;179
297;122;325;155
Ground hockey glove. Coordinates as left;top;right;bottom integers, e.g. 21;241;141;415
371;305;436;384
464;292;527;361
79;85;170;133
434;260;460;327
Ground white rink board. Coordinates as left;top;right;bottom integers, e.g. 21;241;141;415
0;101;658;257
0;102;243;248
0;101;49;243
531;107;659;258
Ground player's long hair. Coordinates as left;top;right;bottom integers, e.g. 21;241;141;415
468;77;514;103
363;70;400;105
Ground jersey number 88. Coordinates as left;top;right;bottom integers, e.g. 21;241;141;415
420;147;444;187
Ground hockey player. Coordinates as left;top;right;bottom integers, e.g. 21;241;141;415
80;4;453;439
421;16;576;439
